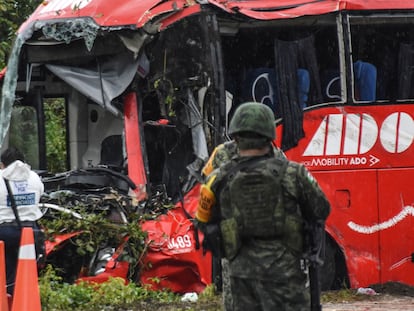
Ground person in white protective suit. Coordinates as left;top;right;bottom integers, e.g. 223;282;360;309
0;147;44;295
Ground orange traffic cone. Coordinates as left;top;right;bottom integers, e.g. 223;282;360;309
11;228;41;311
0;241;9;311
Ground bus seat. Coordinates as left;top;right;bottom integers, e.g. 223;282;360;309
241;68;278;113
241;67;310;113
321;67;342;101
297;68;310;109
100;135;124;168
323;61;377;102
353;60;377;101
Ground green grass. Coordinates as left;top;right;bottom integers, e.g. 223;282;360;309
39;266;385;311
39;265;180;311
321;288;362;303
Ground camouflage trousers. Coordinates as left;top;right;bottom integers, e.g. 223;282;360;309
221;258;233;311
224;274;310;311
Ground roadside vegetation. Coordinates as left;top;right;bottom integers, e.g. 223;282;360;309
39;267;414;311
0;0;39;68
39;265;219;311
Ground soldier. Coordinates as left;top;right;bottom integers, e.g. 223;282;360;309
201;114;286;311
196;102;330;311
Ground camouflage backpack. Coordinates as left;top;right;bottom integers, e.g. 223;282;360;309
218;156;289;259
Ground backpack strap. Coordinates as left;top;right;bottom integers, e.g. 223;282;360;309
3;178;22;228
271;159;288;231
214;154;271;194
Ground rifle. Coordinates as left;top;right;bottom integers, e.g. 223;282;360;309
304;220;326;311
199;222;222;257
194;220;223;291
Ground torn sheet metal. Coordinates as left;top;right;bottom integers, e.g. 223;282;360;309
24;0;414;30
140;184;212;293
186;88;209;162
16;0;414;35
206;0;414;20
20;0;200;30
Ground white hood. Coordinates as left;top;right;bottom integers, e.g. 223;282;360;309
1;160;31;180
0;159;44;222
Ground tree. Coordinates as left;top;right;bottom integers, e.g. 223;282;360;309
0;0;40;68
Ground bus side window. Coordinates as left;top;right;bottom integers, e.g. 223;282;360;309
397;42;414;99
350;23;408;102
240;67;310;115
316;28;342;103
322;70;341;101
324;61;377;102
274;35;322;150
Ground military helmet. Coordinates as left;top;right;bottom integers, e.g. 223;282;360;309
228;102;275;140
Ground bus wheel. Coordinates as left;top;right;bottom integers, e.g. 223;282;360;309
319;236;335;291
318;236;349;291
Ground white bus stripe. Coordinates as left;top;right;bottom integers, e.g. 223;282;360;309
326;114;343;155
348;205;414;234
359;113;377;154
343;114;360;155
303;115;327;156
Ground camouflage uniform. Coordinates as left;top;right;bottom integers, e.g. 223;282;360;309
209;155;330;311
202;140;285;177
202;141;286;311
197;102;330;311
202;141;238;177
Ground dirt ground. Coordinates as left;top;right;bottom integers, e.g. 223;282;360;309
323;295;414;311
122;282;414;311
370;282;414;296
323;282;414;311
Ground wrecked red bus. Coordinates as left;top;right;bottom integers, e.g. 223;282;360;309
1;0;414;293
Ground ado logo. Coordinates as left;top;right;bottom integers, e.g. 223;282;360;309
303;112;414;156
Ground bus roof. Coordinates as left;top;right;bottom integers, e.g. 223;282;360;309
20;0;414;32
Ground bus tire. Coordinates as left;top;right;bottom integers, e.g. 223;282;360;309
319;235;349;291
